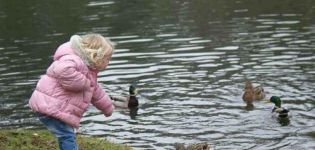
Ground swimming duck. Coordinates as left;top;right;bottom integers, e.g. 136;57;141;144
175;142;210;150
242;80;266;104
111;85;139;108
270;96;289;118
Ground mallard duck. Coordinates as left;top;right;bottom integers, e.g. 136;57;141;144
111;85;139;108
175;142;210;150
242;80;266;104
270;96;289;118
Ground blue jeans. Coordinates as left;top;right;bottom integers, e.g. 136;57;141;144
37;113;78;150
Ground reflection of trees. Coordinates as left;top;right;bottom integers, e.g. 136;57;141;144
106;0;155;36
179;0;315;37
1;0;314;40
0;0;86;42
112;0;315;37
238;0;315;16
1;0;313;40
0;0;88;74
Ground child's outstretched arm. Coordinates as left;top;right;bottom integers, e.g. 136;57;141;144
47;55;90;91
91;83;114;117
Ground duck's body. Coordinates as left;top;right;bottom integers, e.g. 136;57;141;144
111;85;139;109
242;80;266;104
270;96;289;118
128;95;138;108
175;142;210;150
254;85;266;100
272;107;289;118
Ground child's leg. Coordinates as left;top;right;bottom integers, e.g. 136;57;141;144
37;113;78;150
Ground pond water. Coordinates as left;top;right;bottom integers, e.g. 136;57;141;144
1;0;315;149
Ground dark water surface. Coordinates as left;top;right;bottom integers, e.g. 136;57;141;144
1;0;315;149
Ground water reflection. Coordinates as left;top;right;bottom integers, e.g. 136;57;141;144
277;117;291;126
0;0;315;149
245;103;254;111
129;107;139;120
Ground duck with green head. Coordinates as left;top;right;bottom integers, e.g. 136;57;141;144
111;85;139;108
128;85;139;108
269;96;289;118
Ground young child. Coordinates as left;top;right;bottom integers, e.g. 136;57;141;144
28;33;115;150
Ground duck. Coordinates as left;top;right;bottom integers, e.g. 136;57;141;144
269;96;289;118
111;85;139;108
175;142;210;150
242;80;266;104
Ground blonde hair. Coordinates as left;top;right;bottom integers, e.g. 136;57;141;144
70;34;114;69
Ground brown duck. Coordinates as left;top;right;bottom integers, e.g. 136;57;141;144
242;80;266;104
175;142;211;150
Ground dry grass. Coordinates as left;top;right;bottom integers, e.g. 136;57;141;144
0;129;132;150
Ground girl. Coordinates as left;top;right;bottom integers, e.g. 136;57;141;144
29;34;115;150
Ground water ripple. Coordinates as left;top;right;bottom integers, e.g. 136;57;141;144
1;1;315;150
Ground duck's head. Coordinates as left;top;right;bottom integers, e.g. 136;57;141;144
129;85;138;96
270;96;281;108
128;85;139;108
245;80;253;90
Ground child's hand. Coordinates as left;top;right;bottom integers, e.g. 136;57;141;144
105;105;115;117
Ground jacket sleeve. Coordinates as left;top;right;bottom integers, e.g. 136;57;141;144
47;57;90;92
91;83;114;117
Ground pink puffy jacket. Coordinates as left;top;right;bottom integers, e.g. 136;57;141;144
29;42;114;128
